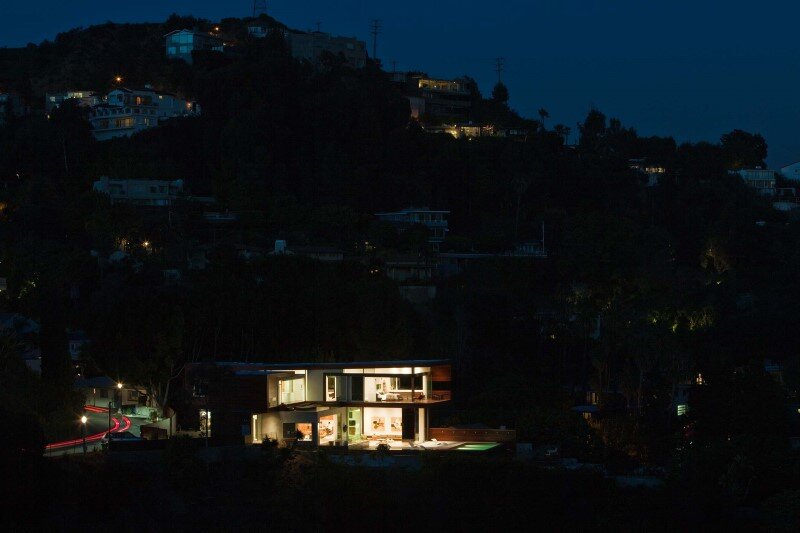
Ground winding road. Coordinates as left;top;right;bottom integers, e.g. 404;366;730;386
45;405;132;454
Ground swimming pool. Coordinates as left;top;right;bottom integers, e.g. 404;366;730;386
455;442;502;452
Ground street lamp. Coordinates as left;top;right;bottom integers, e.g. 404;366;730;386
108;382;123;447
81;415;88;454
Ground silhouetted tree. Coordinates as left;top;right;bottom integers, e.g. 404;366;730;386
491;82;509;103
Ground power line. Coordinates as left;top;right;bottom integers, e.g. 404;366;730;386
369;19;382;60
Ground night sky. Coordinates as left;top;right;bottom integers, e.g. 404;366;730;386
5;1;800;165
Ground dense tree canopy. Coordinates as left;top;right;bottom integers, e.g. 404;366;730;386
0;18;797;519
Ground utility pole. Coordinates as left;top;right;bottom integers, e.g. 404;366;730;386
252;0;267;18
369;19;382;60
391;60;397;73
315;21;322;32
495;57;505;84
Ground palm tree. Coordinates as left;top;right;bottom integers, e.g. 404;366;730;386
538;108;550;130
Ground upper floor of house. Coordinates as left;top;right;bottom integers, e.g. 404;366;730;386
185;359;452;411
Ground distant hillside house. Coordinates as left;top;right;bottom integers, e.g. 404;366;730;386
287;30;367;69
735;168;777;195
88;87;198;141
0;90;25;125
780;161;800;182
93;177;184;207
392;72;476;123
45;90;100;113
375;207;450;251
165;29;224;64
270;240;344;262
247;22;286;39
68;330;89;361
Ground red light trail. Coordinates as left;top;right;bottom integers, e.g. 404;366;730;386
44;406;129;450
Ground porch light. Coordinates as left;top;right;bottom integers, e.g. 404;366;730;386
117;382;123;389
80;415;88;424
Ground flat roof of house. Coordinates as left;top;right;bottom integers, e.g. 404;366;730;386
164;29;223;39
375;208;450;215
191;359;450;371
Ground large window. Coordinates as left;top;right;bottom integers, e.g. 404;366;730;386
326;375;336;401
363;407;402;438
114;117;134;129
364;376;417;402
282;422;312;441
318;415;337;444
279;377;305;404
199;409;211;436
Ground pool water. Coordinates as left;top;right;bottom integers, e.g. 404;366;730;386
456;442;501;451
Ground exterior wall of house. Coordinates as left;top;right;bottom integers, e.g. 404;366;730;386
288;31;367;69
0;92;25;124
165;30;224;64
93;177;184;206
307;369;326;401
781;162;800;182
737;169;777;192
375;209;450;250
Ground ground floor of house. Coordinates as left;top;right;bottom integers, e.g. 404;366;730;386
251;405;430;446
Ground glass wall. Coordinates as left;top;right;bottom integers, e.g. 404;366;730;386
347;408;362;442
199;409;211;437
279;377;305;404
363;407;402;438
318;414;337;444
326;375;337;401
364;376;415;402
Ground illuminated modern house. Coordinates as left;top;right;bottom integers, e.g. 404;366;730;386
181;360;452;447
392;72;476;123
88;87;198;141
